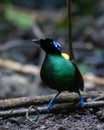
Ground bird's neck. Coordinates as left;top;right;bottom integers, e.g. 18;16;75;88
46;52;61;57
45;53;61;59
42;53;61;66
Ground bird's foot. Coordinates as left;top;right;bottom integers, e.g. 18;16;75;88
77;90;84;107
46;92;60;112
78;95;84;107
47;102;54;112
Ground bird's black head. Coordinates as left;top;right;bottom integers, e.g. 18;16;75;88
33;38;61;54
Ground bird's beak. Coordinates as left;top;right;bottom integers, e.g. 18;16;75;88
32;39;40;44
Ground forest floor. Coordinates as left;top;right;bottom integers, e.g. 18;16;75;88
0;107;104;130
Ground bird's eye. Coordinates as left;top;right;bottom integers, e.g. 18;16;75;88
52;41;61;51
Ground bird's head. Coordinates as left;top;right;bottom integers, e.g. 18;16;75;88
32;38;61;54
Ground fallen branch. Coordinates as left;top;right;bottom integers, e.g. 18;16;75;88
0;58;40;75
84;74;104;85
0;91;102;110
0;100;104;118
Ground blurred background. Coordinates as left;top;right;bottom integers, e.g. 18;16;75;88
0;0;104;99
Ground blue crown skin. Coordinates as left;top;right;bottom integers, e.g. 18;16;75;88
53;41;61;51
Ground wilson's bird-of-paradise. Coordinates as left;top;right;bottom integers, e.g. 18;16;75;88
33;38;84;111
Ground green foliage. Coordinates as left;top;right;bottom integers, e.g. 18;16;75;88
79;64;92;74
4;6;33;29
0;0;11;5
56;19;67;29
73;0;97;15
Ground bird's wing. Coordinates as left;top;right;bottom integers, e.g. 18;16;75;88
61;52;84;91
70;59;84;91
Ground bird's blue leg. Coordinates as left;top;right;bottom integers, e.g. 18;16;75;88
47;91;60;111
77;90;84;107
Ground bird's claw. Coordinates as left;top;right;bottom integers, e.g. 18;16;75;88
77;90;84;107
47;102;53;112
78;97;84;107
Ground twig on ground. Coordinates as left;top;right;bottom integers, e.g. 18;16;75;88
93;95;104;101
0;91;102;110
0;100;104;118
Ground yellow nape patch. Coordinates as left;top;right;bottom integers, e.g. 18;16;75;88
61;53;70;60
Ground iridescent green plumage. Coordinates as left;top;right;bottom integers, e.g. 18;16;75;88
33;38;84;111
41;54;75;92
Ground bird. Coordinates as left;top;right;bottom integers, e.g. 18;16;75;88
33;38;84;111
